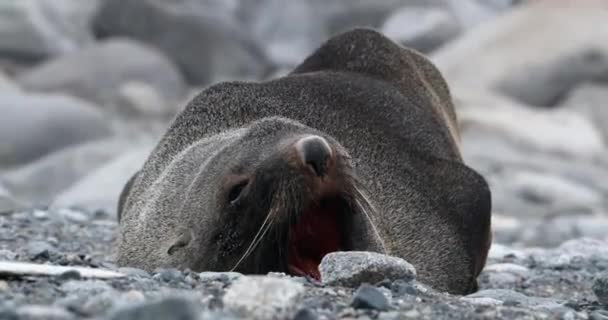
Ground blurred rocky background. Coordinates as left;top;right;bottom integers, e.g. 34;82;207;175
1;0;608;319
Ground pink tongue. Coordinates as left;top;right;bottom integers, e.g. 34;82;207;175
287;201;342;280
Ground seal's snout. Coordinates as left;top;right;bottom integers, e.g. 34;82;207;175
295;135;333;177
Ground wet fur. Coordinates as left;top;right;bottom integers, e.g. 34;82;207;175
117;28;492;294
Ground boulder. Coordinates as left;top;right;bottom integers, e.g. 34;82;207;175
17;39;185;116
0;0;99;61
381;6;460;53
0;93;111;168
455;88;605;159
432;0;608;106
51;145;153;216
92;0;269;85
1;138;134;206
560;83;608;142
237;0;426;66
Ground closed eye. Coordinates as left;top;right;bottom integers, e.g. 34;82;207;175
228;180;249;205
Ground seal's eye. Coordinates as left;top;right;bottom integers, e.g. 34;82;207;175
228;180;248;205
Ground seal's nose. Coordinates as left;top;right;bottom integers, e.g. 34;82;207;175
295;135;333;177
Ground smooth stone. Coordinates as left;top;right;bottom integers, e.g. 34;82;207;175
0;261;125;279
0;183;23;214
118;267;150;278
114;82;170;118
1;138;131;206
0;93;111;168
18;38;185;114
237;0;419;66
293;308;318;320
593;273;608;305
109;297;200;320
466;289;561;309
153;268;183;283
381;6;460;53
457;90;604;160
93;0;269;85
60;280;113;294
350;284;390;311
590;310;608;320
198;271;242;283
25;241;57;260
51;145;154;216
320;251;416;288
0;71;19;92
15;305;75;320
560;83;608;142
0;0;98;61
223;275;304;319
433;0;608;107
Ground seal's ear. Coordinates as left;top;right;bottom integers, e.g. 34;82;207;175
117;171;139;222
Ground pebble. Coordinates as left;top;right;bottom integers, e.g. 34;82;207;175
109;297;201;320
593;273;608;305
350;284;390;311
16;305;75;320
320;251;416;288
293;308;318;320
25;241;57;260
118;267;151;278
153;268;184;283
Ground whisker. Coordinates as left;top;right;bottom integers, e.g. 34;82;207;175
353;185;389;255
229;206;274;271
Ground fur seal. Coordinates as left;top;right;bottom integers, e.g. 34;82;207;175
116;28;492;294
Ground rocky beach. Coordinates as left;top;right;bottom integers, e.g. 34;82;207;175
1;0;608;319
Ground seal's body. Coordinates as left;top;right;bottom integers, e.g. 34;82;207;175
117;29;492;294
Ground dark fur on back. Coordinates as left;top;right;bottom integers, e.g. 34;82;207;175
117;28;492;294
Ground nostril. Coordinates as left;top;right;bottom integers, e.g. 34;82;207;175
296;135;332;177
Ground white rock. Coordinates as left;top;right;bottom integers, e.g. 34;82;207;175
381;6;460;53
560;83;608;142
2;138;132;205
0;0;98;59
0;92;111;168
51;145;153;215
17;38;186;113
508;171;602;206
0;261;125;279
223;275;304;320
457;89;605;159
433;0;608;106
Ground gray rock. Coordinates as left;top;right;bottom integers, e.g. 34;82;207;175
432;0;608;107
118;267;150;278
293;308;318;320
320;251;416;288
0;0;99;61
223;275;304;319
593;273;608;305
350;284;390;311
0;183;23;214
198;271;242;283
25;241;57;260
456;89;605;160
15;305;74;320
18;39;185;115
0;71;19;92
0;249;17;261
480;263;530;288
114;82;171;118
51;145;153;216
238;0;418;66
560;83;608;142
0;93;111;168
466;289;561;309
153;269;183;283
109;297;201;320
92;0;269;85
381;6;460;53
591;310;608;320
1;138;131;206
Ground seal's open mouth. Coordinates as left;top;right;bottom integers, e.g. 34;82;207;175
287;197;347;280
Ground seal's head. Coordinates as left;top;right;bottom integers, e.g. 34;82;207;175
128;117;383;280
